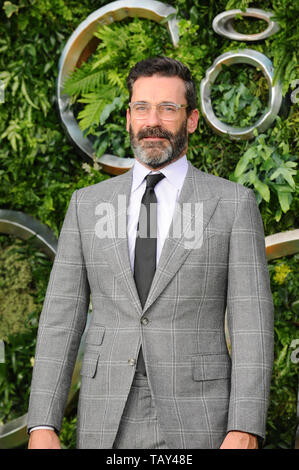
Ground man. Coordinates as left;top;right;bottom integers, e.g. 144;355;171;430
28;57;274;449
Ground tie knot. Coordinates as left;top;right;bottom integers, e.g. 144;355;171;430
145;172;165;189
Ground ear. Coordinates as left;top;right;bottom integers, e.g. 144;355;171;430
187;108;199;134
126;108;131;132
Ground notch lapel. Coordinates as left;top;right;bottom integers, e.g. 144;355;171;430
98;167;143;315
143;162;220;313
97;161;220;316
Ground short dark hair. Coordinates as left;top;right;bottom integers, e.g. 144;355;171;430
127;56;197;114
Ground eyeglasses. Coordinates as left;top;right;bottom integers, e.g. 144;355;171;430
129;102;188;121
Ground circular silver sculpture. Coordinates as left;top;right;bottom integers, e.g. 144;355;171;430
57;0;179;175
265;229;299;261
212;8;280;42
200;48;282;140
0;210;90;448
0;210;57;261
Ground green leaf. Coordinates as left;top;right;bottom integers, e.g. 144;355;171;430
254;178;270;202
21;79;39;110
99;97;123;125
44;195;54;211
2;1;18;18
277;191;292;213
270;167;296;188
274;184;294;193
274;208;282;222
95;139;108;158
234;154;251;178
285;161;297;168
248;169;257;185
77;100;104;131
277;344;288;366
63;69;106;96
190;6;199;23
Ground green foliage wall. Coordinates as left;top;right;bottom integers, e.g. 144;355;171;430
0;0;298;449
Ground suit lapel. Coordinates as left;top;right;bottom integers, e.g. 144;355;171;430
143;161;220;313
99;167;143;315
98;161;220;316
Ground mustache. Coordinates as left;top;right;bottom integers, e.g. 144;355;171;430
137;127;173;141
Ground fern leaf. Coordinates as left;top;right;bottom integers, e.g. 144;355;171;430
107;70;124;89
63;67;106;95
77;93;106;130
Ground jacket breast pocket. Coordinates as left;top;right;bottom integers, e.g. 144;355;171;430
84;324;105;347
192;353;231;381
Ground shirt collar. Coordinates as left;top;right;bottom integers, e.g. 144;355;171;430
131;155;188;193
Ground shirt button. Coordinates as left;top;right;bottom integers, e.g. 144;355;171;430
141;317;149;325
128;358;136;366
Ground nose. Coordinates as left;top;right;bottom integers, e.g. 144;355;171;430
144;105;162;126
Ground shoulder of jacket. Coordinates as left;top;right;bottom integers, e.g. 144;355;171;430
191;165;253;200
75;171;132;202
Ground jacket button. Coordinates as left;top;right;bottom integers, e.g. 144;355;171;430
128;358;136;366
141;317;149;325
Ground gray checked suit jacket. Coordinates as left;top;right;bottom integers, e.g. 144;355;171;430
27;160;274;449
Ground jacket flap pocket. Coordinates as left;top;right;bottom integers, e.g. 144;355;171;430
80;352;100;378
85;325;105;346
192;353;231;381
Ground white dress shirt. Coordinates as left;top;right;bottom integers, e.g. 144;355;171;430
30;155;188;434
128;154;188;270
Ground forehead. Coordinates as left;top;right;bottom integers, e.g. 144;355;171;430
131;74;186;103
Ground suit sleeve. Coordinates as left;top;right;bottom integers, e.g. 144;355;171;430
226;188;274;439
27;189;90;433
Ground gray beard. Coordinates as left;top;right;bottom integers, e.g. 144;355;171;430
129;121;188;169
132;140;173;168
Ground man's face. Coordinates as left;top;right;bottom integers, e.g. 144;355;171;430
126;75;199;169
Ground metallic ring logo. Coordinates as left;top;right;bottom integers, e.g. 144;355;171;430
0;210;90;449
200;48;282;140
57;0;179;175
212;8;280;42
265;229;299;261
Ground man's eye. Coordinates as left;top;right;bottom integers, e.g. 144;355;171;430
135;105;148;112
162;105;176;113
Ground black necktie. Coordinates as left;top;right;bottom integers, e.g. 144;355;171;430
134;172;165;375
134;172;165;307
